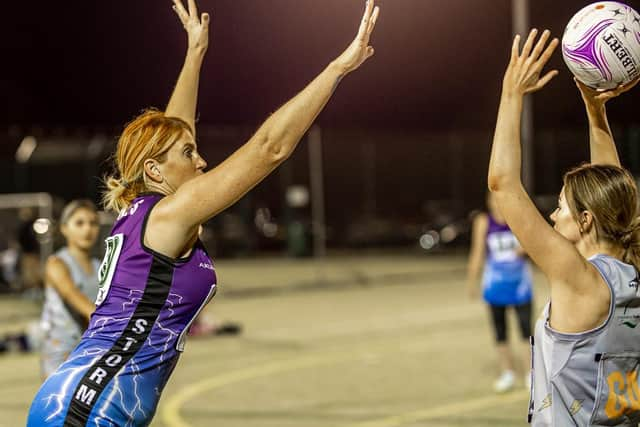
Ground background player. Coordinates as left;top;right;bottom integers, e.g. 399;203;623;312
467;192;533;393
40;200;100;379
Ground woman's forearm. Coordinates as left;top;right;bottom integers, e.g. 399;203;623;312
586;102;620;166
165;49;206;134
488;93;524;191
253;61;347;160
466;261;482;285
62;290;95;322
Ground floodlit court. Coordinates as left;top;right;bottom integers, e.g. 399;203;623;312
4;0;640;425
0;254;548;427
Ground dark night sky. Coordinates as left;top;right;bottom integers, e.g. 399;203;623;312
2;0;640;238
2;0;638;131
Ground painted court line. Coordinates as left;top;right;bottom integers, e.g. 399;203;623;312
161;352;356;427
341;390;529;427
160;333;461;427
161;339;528;427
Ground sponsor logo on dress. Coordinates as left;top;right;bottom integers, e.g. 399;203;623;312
539;394;552;412
619;300;640;329
570;399;584;415
199;262;214;271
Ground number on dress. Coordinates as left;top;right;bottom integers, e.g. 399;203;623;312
96;233;124;306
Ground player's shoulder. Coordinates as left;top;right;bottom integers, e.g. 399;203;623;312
45;254;72;277
118;194;159;220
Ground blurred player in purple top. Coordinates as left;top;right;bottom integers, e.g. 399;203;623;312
27;0;381;425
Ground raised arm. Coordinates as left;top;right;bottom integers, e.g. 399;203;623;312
45;257;95;322
488;30;593;290
149;0;380;256
575;77;639;167
165;0;210;135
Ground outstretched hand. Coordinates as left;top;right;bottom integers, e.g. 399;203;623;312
502;29;559;97
172;0;210;55
575;76;640;108
334;0;380;74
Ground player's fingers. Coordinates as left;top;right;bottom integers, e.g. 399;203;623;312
617;76;640;94
530;29;551;62
510;34;521;65
367;6;380;35
357;0;374;41
202;12;210;30
520;28;538;60
366;46;375;59
535;69;559;90
172;0;189;24
187;0;198;17
534;37;559;71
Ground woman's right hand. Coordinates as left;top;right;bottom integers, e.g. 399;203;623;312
501;29;559;98
172;0;210;55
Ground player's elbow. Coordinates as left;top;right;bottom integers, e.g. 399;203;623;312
258;132;292;165
487;173;518;193
487;174;504;192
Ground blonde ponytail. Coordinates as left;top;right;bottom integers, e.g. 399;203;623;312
622;217;640;273
102;175;145;213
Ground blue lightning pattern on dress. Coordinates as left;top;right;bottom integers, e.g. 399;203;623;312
27;194;217;426
41;348;106;421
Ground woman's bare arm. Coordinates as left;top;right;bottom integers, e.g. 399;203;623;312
150;1;381;256
467;213;488;299
165;0;210;136
488;30;609;331
45;257;95;321
575;77;639;167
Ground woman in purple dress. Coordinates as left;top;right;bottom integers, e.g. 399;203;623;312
27;0;380;425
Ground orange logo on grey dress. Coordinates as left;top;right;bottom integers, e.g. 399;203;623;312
605;370;640;419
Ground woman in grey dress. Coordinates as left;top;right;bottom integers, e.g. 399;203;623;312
40;200;100;378
489;29;640;426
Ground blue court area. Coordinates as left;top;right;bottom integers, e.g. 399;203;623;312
0;254;547;427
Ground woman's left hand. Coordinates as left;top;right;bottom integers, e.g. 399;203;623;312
502;29;559;97
575;76;640;109
172;0;210;55
333;0;380;75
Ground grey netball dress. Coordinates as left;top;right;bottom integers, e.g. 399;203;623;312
40;247;100;377
529;254;640;426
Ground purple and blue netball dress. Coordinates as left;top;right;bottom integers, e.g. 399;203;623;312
28;193;217;427
482;214;533;306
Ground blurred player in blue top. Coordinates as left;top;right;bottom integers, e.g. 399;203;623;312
467;192;533;393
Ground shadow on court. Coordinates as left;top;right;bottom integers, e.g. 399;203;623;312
0;253;547;427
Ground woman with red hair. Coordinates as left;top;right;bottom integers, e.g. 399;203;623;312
28;0;380;425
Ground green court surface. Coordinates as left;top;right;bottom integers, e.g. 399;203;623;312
0;254;547;427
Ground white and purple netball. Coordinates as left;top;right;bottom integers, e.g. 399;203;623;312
562;2;640;90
